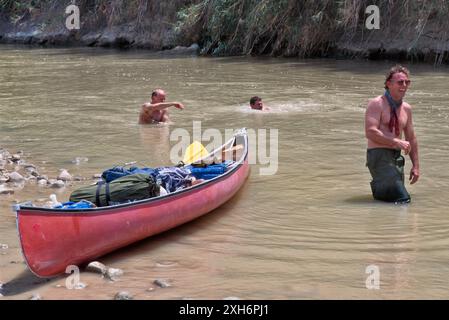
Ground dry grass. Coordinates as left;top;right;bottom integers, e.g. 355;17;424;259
2;0;449;63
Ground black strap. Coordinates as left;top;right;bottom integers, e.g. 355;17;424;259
105;182;111;206
95;181;104;207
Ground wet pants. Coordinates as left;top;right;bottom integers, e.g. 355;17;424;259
366;148;411;203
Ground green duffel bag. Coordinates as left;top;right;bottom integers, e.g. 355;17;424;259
70;173;160;207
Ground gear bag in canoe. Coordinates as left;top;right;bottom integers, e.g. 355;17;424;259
70;173;159;207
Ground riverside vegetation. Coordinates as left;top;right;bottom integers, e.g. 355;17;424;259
0;0;448;64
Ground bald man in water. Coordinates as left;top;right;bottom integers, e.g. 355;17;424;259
139;89;184;124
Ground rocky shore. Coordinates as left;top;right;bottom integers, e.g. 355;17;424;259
0;147;95;199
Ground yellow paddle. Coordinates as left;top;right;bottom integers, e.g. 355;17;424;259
183;141;209;165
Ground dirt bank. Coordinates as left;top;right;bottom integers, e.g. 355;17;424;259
0;0;448;64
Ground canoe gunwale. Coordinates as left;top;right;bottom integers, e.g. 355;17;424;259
15;130;249;215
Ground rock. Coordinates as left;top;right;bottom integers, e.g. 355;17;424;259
153;279;171;288
30;293;42;300
49;180;65;188
80;32;102;47
11;154;21;162
23;163;36;170
93;174;102;179
29;170;40;177
57;169;72;181
147;287;155;292
0;176;8;184
1;244;9;249
8;172;24;183
164;43;200;55
86;261;107;275
114;292;133;300
106;268;124;281
0;186;14;195
37;179;47;186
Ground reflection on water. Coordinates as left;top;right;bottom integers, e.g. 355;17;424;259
1;45;449;299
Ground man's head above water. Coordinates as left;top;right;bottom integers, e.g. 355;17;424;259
250;96;263;110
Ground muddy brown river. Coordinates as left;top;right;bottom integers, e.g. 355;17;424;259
1;45;449;299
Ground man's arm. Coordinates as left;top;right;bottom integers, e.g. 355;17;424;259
404;107;420;184
142;102;184;112
365;99;411;153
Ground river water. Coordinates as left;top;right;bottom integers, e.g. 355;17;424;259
1;45;449;299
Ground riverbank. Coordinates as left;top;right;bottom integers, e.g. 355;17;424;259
1;0;448;64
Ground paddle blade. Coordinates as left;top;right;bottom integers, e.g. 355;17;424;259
183;141;209;164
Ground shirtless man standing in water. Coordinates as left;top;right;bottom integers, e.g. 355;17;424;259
365;65;420;203
139;89;184;124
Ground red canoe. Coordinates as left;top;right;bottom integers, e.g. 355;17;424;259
14;129;249;277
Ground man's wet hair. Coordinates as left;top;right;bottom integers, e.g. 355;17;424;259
250;96;261;105
152;90;159;97
385;65;410;89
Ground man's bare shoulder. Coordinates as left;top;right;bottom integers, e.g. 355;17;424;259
402;101;412;111
367;95;384;110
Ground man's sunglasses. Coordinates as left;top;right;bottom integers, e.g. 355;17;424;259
392;80;411;86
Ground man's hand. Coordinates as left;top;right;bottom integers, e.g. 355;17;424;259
393;138;411;155
174;102;184;110
409;167;420;184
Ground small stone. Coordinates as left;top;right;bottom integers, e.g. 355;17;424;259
0;244;8;249
49;180;65;188
0;187;14;195
30;170;40;177
106;268;124;281
30;293;42;300
23;163;36;171
147;287;155;292
11;154;21;162
8;172;24;183
114;291;133;300
37;179;47;186
93;174;102;179
86;261;107;275
0;176;8;184
154;279;171;288
57;169;73;181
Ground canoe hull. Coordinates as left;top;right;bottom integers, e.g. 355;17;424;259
16;134;249;277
